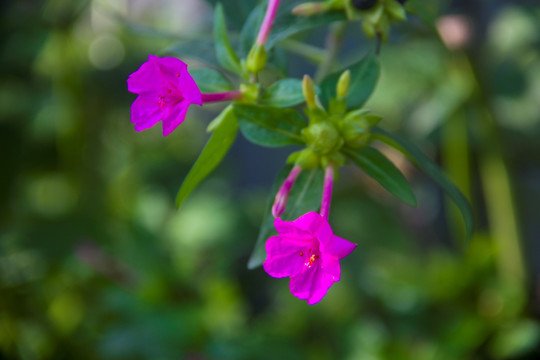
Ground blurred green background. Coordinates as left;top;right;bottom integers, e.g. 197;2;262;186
1;0;540;359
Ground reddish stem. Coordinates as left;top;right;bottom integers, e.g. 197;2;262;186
201;91;242;103
256;0;281;45
272;165;302;218
320;165;334;220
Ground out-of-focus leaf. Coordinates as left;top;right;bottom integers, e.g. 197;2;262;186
320;53;380;110
189;68;233;93
214;3;243;74
234;104;306;147
373;127;474;241
162;39;218;66
344;147;417;206
405;0;439;27
239;3;265;56
267;4;347;49
247;166;324;269
260;78;315;107
175;108;238;209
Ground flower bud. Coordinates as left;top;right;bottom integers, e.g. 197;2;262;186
340;112;381;148
336;70;351;100
292;2;328;16
386;0;406;21
302;122;343;154
294;148;320;169
302;75;318;109
246;44;267;73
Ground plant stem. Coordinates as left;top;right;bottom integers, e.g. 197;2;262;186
201;91;242;103
314;22;346;83
320;165;334;220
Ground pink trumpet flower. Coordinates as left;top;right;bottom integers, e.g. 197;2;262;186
263;212;357;305
127;55;241;136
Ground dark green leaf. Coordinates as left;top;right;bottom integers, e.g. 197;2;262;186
267;4;347;49
214;3;243;74
189;68;233;93
247;166;324;269
175;107;238;208
344;147;417;206
372;127;474;240
260;78;313;107
234;104;306;147
320;53;380;110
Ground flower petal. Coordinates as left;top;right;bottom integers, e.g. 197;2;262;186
274;217;315;241
263;235;312;278
177;65;202;106
127;56;163;95
321;234;357;259
290;212;324;234
161;102;189;137
289;264;338;305
131;95;162;131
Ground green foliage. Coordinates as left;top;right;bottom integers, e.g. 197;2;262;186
344;147;417;206
248;166;324;269
234;104;306;147
213;3;243;75
190;68;234;93
175;107;238;209
260;78;311;108
373;128;474;241
320;53;380;110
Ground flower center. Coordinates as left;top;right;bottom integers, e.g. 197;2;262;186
157;86;184;108
299;247;320;268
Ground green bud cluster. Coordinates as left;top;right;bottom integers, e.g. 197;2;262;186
289;71;382;170
293;0;407;41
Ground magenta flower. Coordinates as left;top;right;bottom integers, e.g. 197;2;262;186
127;55;202;136
263;212;357;305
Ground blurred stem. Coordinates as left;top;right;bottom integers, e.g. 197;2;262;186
464;55;526;286
314;22;346;83
279;39;326;64
441;109;471;241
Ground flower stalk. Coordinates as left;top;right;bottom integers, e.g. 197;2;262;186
272;165;302;217
256;0;282;46
201;91;243;104
320;165;334;220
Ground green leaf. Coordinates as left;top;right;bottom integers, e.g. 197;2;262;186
175;108;238;209
239;3;265;56
320;53;380;110
189;68;233;93
267;4;347;49
234;104;306;147
247;166;324;269
372;127;474;240
214;3;243;75
260;78;314;107
343;147;417;206
162;39;218;66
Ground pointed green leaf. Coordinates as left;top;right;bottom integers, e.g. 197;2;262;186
190;68;233;93
267;5;347;49
320;53;380;110
175;108;237;208
261;78;316;107
247;166;324;269
372;127;474;240
234;104;306;147
214;3;243;74
343;147;417;206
